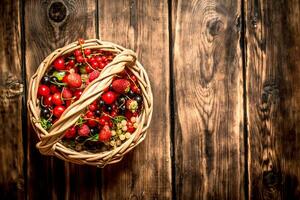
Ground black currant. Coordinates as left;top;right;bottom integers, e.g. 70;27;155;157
134;95;143;103
106;105;112;112
41;108;51;118
117;96;126;106
90;127;99;135
95;110;101;117
128;90;135;97
41;76;51;85
99;100;105;107
50;76;58;83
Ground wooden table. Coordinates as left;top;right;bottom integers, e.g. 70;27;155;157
1;0;299;199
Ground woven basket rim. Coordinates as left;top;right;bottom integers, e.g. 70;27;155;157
27;39;153;167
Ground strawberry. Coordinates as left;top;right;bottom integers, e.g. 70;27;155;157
66;72;82;88
62;88;73;99
89;70;100;82
98;125;111;142
112;79;130;94
64;126;77;139
78;124;90;137
126;99;138;112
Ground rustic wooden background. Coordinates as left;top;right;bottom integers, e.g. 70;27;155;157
0;0;299;199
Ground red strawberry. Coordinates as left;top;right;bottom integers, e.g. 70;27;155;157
78;124;90;137
98;125;111;142
62;88;72;99
66;72;82;88
126;99;138;112
112;79;130;93
64;126;77;139
89;70;100;82
101;91;117;104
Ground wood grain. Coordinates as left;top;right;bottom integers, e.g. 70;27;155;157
172;0;244;199
245;0;300;199
0;0;24;199
24;0;101;199
98;0;172;199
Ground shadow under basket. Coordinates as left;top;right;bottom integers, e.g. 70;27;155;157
27;39;153;167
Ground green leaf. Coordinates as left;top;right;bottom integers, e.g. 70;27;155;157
52;71;66;81
40;118;52;130
75;116;86;127
79;66;87;74
87;134;99;142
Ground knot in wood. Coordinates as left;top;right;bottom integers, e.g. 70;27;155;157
48;1;67;23
207;18;224;36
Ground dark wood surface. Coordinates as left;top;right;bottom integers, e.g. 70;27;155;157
0;0;299;199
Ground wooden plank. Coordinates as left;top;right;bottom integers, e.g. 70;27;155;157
0;0;24;199
172;0;244;199
245;0;300;199
98;0;172;199
24;1;101;199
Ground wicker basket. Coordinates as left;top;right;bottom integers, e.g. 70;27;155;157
27;39;153;167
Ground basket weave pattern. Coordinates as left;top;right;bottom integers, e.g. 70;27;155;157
27;39;153;167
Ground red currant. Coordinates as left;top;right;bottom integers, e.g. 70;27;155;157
88;57;96;63
73;90;83;100
50;85;60;93
127;126;135;133
76;55;84;63
101;91;117;104
52;92;63;106
86;111;94;118
87;119;97;127
99;62;106;69
53;105;66;118
74;49;82;57
65;100;72;108
53;57;65;70
38;85;50;97
85;65;93;73
101;56;108;62
84;48;91;56
99;118;106;126
91;61;99;68
43;95;53;107
78;38;85;45
68;59;75;66
130;75;137;82
95;56;101;62
89;104;97;111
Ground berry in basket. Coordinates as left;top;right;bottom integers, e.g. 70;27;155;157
28;39;153;167
37;45;143;152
